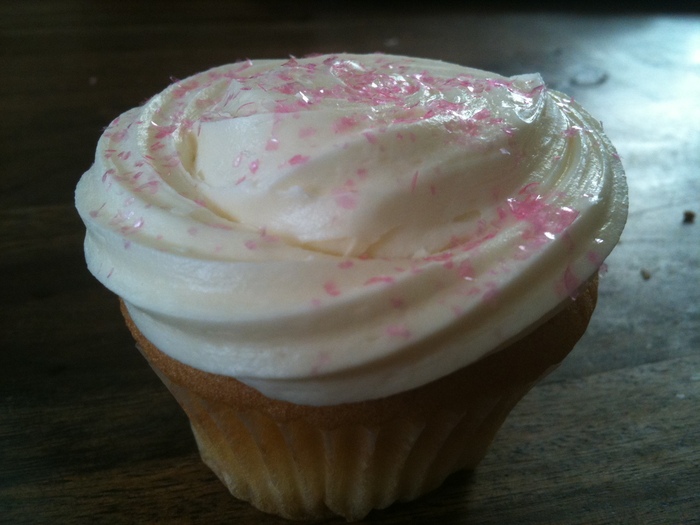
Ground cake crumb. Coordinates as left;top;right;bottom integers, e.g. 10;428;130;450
640;269;652;281
682;210;695;224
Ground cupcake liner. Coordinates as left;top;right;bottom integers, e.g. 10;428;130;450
150;362;535;520
124;276;598;520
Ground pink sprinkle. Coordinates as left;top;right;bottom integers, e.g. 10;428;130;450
457;259;475;280
363;131;378;144
311;351;331;375
473;108;491;120
299;126;316;138
334;193;357;210
106;268;114;278
333;116;358;133
117;150;132;160
390;297;406;309
249;159;260;174
210;223;233;231
101;169;115;182
324;281;341;297
110;129;128;143
134;180;159;194
244;240;258;250
386;324;411;338
365;275;395;285
410;171;419;192
265;138;280;151
356;167;368;179
563;126;583;137
519;182;540;195
423;252;453;263
154;125;177;139
338;260;354;269
89;203;105;218
289;154;310;165
483;282;500;304
557;266;581;299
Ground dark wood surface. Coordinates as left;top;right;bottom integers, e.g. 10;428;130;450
2;2;699;524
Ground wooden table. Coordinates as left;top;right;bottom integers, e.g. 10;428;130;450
2;3;699;523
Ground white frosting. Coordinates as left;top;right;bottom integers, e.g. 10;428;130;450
75;54;627;405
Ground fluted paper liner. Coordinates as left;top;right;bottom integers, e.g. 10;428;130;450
121;277;597;520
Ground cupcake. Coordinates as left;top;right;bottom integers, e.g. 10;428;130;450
75;54;627;520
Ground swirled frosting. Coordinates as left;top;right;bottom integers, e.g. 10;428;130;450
76;54;627;405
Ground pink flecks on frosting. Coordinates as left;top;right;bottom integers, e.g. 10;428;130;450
507;191;579;243
109;128;128;143
457;259;476;280
563;125;583;137
311;351;331;375
154;124;177;139
289;154;309;165
265;138;280;151
556;265;581;299
386;324;411;338
365;275;395;286
298;126;317;138
134;180;159;194
338;260;354;269
334;192;357;210
410;171;419;192
333;115;359;133
587;250;604;267
482;282;500;304
323;280;341;297
89;203;106;218
249;159;260;174
390;297;406;309
362;131;378;144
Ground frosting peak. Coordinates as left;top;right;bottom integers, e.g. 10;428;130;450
76;54;627;405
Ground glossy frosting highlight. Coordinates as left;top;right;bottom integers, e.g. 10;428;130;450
75;54;627;405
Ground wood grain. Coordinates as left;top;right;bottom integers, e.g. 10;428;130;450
1;2;699;524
